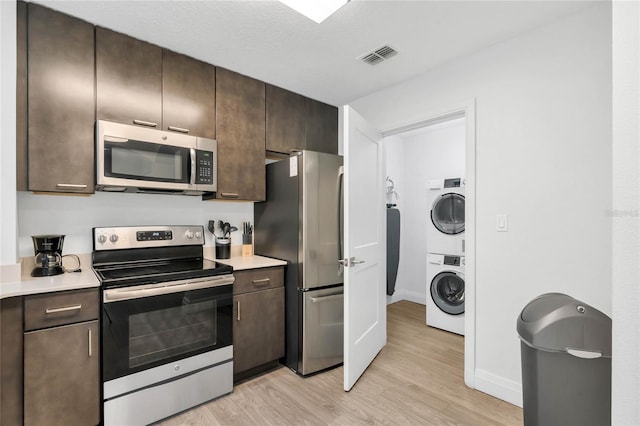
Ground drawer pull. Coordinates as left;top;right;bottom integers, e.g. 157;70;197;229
252;278;271;286
88;329;92;357
56;183;87;190
236;300;241;321
220;192;239;198
45;304;82;314
168;125;190;133
133;119;158;127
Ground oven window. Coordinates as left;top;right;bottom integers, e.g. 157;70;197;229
102;285;232;382
128;300;217;368
105;139;190;183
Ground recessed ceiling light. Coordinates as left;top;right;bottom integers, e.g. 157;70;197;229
279;0;349;23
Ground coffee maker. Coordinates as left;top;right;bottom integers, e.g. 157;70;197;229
31;235;65;277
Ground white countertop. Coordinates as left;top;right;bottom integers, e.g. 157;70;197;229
0;253;285;300
0;254;100;300
213;254;287;271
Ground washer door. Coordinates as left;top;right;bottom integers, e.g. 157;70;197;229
431;193;465;235
430;271;465;315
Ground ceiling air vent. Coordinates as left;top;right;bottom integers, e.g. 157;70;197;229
359;45;398;65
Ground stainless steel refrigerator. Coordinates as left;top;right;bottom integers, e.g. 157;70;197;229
254;151;344;375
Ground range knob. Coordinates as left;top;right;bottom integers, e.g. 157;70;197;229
109;234;119;243
185;230;194;240
195;231;202;239
97;235;107;244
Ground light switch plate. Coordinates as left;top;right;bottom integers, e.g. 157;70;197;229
497;214;508;232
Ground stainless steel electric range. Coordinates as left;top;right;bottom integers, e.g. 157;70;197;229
92;225;234;426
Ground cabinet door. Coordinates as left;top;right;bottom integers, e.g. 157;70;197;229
16;0;27;191
27;3;95;193
215;68;266;201
266;84;306;154
96;27;162;128
24;321;99;426
233;287;285;374
162;49;216;139
1;297;24;426
306;98;338;155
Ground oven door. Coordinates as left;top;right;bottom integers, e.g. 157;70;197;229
102;276;233;382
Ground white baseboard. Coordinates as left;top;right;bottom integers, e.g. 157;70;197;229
386;289;426;305
474;368;523;407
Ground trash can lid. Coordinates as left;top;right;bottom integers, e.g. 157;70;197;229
517;293;611;356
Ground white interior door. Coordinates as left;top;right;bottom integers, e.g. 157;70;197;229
341;105;386;391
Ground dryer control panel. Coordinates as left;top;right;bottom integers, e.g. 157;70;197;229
443;256;461;266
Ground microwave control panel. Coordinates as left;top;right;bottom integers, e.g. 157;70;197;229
195;150;214;185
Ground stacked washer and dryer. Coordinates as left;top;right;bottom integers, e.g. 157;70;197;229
426;178;466;335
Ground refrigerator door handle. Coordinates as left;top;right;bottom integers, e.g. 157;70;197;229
309;293;344;303
337;166;345;274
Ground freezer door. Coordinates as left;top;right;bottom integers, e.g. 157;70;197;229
301;151;344;289
301;286;344;375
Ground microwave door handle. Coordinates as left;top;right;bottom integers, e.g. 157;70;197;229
190;148;196;185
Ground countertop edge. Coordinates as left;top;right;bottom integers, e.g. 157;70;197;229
0;254;100;300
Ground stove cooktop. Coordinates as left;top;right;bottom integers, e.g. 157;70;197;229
94;258;233;288
91;225;233;289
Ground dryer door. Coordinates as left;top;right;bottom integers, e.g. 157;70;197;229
430;271;465;315
431;193;465;235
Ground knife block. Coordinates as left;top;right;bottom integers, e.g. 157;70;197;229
241;244;253;257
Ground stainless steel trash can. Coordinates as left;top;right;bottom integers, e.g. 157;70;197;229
517;293;611;426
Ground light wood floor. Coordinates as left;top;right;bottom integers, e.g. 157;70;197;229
157;301;523;425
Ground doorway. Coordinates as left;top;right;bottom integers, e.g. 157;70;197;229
380;102;476;387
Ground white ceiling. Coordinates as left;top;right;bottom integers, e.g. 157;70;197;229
38;0;595;106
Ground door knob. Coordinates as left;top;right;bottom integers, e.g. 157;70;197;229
337;257;366;267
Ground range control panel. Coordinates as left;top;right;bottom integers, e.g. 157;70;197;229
93;225;205;251
136;230;172;241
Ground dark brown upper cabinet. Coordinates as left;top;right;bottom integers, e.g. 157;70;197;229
96;29;216;137
266;85;306;155
96;27;163;128
305;98;339;155
162;50;216;139
214;68;266;202
16;1;27;191
266;84;338;156
26;3;95;194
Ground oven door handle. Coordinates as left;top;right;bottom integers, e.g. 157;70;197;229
103;275;235;303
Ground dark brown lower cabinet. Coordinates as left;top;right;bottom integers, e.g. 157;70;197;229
233;287;285;376
0;297;24;426
24;320;100;426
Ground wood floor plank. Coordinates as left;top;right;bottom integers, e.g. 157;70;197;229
157;301;523;426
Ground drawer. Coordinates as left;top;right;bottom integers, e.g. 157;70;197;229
233;267;284;295
24;288;99;331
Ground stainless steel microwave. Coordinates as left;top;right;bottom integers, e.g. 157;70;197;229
96;120;217;195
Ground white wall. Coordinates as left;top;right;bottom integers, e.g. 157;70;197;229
17;192;253;257
385;118;465;304
0;0;19;281
612;1;640;423
352;3;612;406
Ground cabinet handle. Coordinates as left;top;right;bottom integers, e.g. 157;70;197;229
56;183;87;190
221;192;239;199
133;119;158;127
168;126;190;133
45;304;82;314
236;300;240;321
251;278;270;286
88;329;92;357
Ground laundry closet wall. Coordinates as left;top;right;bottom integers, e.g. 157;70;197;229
385;119;465;304
351;3;611;406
